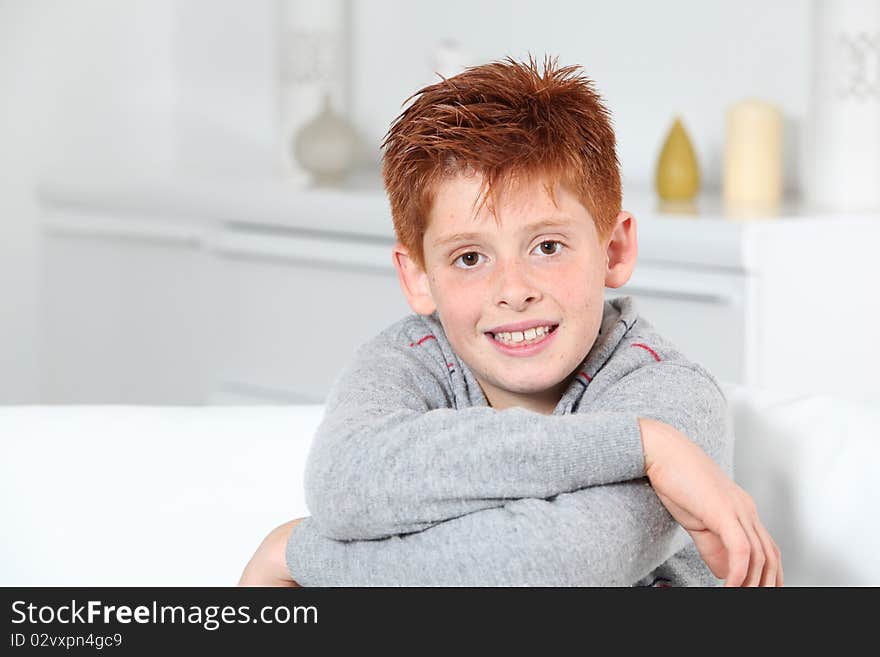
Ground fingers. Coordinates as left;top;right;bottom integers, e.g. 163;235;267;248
777;551;785;587
721;498;782;587
755;523;778;587
742;520;765;586
770;533;784;587
722;517;750;587
742;496;783;587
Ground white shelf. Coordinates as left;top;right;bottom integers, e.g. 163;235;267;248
37;168;880;406
36;167;395;241
37;169;880;276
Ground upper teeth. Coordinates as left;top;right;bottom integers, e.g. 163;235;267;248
493;325;554;343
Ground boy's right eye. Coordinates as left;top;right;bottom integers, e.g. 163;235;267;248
453;252;484;269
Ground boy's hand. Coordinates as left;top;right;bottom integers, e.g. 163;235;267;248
238;518;306;587
638;417;783;587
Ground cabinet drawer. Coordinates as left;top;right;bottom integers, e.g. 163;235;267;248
205;230;409;402
40;210;210;403
606;264;752;385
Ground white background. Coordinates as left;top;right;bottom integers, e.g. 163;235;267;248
0;0;812;402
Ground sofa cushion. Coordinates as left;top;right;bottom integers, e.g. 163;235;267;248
723;384;880;585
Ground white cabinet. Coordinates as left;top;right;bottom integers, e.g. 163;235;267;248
203;228;409;403
614;193;880;406
37;176;880;405
606;264;752;385
40;209;211;403
37;176;409;405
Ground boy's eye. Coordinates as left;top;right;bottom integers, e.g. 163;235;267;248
533;240;563;256
454;252;484;268
453;242;563;268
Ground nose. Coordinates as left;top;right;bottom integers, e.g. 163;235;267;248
493;257;541;311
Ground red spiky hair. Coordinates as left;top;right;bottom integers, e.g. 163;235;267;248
381;54;621;271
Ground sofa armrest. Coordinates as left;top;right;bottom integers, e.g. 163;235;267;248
0;404;323;586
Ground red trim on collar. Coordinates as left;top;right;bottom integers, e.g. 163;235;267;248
408;334;436;347
631;343;661;362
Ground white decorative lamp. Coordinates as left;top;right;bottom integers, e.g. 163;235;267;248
277;0;352;183
806;0;880;211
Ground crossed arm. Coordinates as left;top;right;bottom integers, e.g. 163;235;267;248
284;480;691;586
300;343;713;542
240;344;781;586
304;398;651;541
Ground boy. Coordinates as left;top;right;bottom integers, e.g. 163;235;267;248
240;56;781;586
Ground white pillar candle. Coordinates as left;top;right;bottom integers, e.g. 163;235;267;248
723;100;783;211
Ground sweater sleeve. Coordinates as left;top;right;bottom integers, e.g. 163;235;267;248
304;339;648;541
295;355;731;585
287;362;730;586
286;479;692;586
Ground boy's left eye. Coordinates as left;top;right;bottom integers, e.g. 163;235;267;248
533;240;563;256
453;252;484;268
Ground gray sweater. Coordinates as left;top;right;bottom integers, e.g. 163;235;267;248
286;296;733;586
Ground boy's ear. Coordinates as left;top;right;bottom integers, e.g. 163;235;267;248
392;243;437;315
604;211;638;288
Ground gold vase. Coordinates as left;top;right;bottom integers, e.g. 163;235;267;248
655;117;700;202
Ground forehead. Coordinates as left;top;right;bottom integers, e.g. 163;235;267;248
425;172;591;247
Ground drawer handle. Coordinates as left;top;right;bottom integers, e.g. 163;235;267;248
42;213;202;247
610;286;730;304
206;231;394;271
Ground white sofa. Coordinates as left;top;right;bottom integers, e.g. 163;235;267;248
2;385;878;586
1;405;322;587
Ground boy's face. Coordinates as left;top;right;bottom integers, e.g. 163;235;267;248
394;172;636;414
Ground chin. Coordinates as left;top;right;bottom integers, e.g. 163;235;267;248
501;376;565;395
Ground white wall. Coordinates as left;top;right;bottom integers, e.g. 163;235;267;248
349;0;811;193
174;0;278;176
0;0;813;402
0;0;177;403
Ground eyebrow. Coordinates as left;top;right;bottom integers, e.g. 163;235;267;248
432;218;577;250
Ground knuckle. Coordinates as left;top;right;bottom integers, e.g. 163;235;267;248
734;543;751;558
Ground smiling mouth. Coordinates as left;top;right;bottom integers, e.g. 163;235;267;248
486;324;559;346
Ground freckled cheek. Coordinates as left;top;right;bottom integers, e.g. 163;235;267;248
552;282;581;311
435;282;484;336
554;284;598;330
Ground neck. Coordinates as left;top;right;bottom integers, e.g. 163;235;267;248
477;376;572;415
